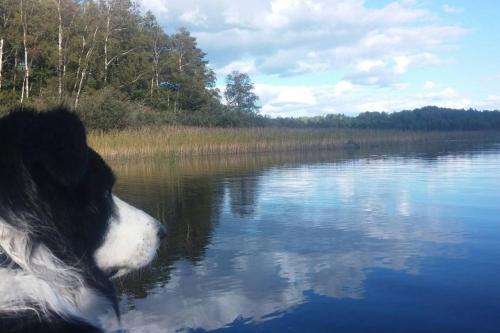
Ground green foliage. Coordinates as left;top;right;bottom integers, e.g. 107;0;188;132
77;88;135;130
224;71;260;114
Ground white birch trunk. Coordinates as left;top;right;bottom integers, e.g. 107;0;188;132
20;0;30;103
55;0;63;100
73;35;85;94
0;38;3;89
150;34;159;97
0;3;10;90
23;28;29;101
74;27;98;109
103;3;111;84
150;66;154;97
12;55;17;91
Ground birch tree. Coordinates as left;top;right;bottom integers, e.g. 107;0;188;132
53;0;63;100
0;0;14;90
19;0;31;102
143;11;165;97
101;0;137;85
73;1;99;108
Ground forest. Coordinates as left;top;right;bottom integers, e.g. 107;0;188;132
0;0;499;131
271;107;500;131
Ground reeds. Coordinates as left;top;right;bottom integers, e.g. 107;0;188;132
88;126;497;159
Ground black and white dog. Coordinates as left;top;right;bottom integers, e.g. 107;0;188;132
0;108;166;332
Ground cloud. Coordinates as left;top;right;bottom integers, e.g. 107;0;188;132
394;55;411;74
218;59;257;76
139;0;168;15
251;81;499;117
138;0;465;82
480;95;500;110
254;84;320;116
346;52;443;87
442;4;464;14
421;87;455;99
357;59;386;72
423;81;436;89
179;7;208;26
333;80;353;97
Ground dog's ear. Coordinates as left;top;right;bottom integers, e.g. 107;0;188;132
12;108;89;187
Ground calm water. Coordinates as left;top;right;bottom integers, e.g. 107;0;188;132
102;141;500;333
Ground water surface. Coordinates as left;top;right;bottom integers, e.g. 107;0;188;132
103;141;500;333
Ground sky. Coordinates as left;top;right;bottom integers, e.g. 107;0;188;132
138;0;500;117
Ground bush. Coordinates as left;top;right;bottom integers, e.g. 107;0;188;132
77;88;136;131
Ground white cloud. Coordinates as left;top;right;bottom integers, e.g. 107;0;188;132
357;59;386;72
394;55;411;74
442;4;464;14
218;59;257;76
480;95;500;110
179;7;208;26
254;84;319;116
423;81;436;90
343;51;445;87
438;87;460;99
252;81;500;117
139;0;168;15
333;80;353;97
138;0;465;82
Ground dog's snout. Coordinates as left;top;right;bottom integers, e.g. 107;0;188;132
157;223;167;239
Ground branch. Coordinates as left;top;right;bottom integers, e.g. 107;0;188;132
119;72;147;88
105;47;137;66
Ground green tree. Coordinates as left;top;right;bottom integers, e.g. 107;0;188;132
167;28;217;112
224;71;259;114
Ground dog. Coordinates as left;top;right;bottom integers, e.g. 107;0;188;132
0;108;166;332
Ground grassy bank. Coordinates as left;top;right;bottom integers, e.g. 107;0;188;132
88;126;499;159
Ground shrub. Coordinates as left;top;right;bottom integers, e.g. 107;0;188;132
77;88;135;131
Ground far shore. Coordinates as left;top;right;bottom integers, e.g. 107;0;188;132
88;127;500;160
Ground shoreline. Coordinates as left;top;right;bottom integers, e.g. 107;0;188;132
89;127;500;160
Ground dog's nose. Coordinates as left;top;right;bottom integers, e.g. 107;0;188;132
157;224;167;239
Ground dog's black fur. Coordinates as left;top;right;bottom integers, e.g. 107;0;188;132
0;108;119;332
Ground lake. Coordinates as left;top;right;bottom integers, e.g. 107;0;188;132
101;140;500;333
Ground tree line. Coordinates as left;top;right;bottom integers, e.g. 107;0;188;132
269;106;500;131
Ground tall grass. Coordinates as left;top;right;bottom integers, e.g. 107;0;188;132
88;126;498;159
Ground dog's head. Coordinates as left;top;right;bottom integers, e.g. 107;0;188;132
0;108;165;282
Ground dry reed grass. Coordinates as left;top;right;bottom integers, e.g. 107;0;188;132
88;126;497;159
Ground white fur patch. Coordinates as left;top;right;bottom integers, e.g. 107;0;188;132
0;221;108;323
94;196;163;278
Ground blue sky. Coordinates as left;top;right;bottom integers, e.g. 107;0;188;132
139;0;500;117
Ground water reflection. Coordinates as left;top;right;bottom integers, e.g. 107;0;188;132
102;141;500;333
